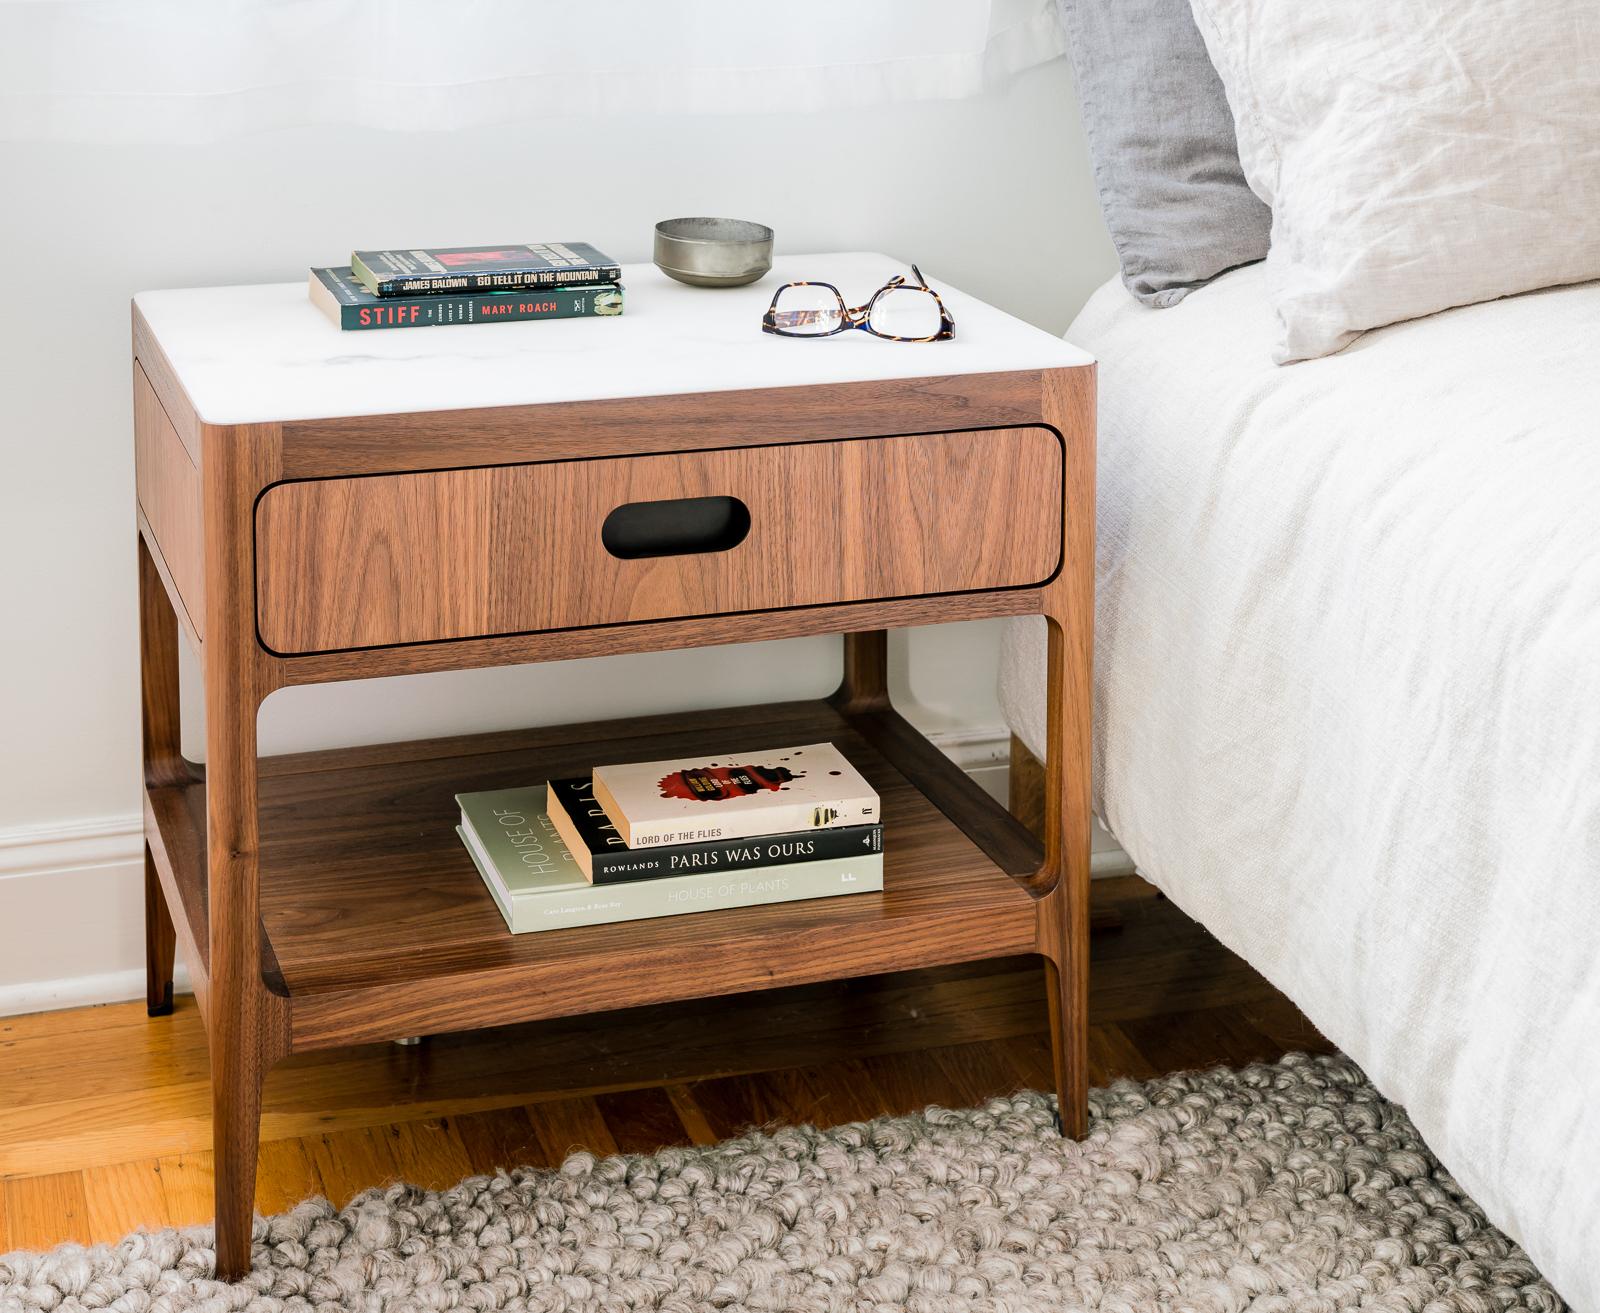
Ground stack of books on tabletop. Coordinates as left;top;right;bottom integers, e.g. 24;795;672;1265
456;743;884;934
308;242;623;331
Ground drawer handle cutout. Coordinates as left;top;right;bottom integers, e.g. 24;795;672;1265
601;495;751;560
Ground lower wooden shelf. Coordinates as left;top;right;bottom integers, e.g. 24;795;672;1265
145;697;1045;1053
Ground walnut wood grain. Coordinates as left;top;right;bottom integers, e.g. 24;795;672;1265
134;366;204;640
142;788;209;1011
1033;366;1096;1138
255;427;1063;654
274;589;1041;687
196;421;291;1277
834;631;891;715
275;372;1049;478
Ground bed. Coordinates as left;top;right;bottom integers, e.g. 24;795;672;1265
1000;264;1600;1308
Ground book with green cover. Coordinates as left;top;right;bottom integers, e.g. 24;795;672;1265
351;242;622;296
456;786;882;935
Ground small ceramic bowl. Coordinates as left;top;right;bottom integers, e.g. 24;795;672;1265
653;217;774;288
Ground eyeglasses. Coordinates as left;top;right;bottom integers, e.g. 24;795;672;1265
761;265;955;342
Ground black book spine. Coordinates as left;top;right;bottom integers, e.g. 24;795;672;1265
590;824;884;885
377;266;624;296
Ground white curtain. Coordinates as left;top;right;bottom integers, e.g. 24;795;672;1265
0;0;1065;143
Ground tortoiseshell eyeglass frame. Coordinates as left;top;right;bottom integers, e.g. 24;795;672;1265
760;265;956;342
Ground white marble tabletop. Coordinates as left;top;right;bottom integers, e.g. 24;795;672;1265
134;252;1092;426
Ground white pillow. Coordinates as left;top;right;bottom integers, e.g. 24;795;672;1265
1187;0;1600;363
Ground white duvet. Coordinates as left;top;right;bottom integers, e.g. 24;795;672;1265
1001;267;1600;1309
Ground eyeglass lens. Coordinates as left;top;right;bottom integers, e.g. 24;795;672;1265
868;287;943;339
770;285;844;335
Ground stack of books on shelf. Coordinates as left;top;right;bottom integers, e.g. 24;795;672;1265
308;241;623;332
456;743;884;934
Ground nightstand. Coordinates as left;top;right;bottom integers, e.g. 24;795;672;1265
132;252;1095;1279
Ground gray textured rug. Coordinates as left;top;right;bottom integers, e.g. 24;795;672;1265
0;1054;1563;1313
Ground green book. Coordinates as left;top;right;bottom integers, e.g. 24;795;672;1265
456;786;883;935
350;242;622;296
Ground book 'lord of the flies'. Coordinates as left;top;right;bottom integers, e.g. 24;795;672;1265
309;267;622;330
592;742;879;849
546;776;883;883
454;787;882;935
350;242;622;296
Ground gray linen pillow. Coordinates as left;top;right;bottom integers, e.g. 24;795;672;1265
1058;0;1269;307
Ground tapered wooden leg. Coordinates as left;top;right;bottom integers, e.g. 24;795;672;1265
144;846;176;1016
204;658;280;1279
199;433;288;1282
211;1028;266;1277
1042;895;1090;1137
206;701;273;1280
205;699;280;1280
1036;609;1094;1137
1036;365;1096;1137
138;537;185;1017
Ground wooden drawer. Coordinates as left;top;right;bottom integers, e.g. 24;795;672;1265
254;427;1063;654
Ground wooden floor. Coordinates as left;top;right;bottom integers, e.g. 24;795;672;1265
0;876;1334;1254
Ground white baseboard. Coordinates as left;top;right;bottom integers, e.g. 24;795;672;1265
0;812;146;879
0;813;149;1017
0;727;1133;1019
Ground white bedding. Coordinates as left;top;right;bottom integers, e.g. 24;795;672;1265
1001;266;1600;1309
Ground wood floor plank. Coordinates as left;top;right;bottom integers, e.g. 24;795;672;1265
0;1037;206;1112
304;1127;404;1210
377;1119;475;1194
756;1059;888;1130
676;1075;768;1142
664;1085;718;1147
83;1159;168;1244
0;999;174;1045
595;1087;691;1156
860;1047;973;1117
1121;1005;1285;1076
1086;1023;1160;1087
0;1008;210;1108
0;1082;214;1178
3;1171;90;1251
930;1041;1027;1107
996;1032;1054;1092
154;1152;214;1229
255;1138;324;1216
453;1106;541;1176
528;1097;618;1168
1237;995;1336;1057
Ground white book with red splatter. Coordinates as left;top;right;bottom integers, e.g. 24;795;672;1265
591;742;879;848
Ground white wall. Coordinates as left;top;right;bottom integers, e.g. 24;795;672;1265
0;58;1118;1009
